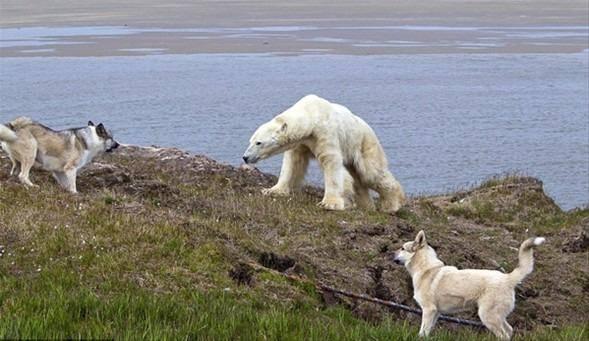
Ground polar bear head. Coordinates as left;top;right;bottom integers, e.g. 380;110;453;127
242;117;290;164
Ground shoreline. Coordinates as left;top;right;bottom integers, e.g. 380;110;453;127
1;0;587;57
5;143;587;211
134;144;589;211
1;24;587;57
131;144;589;211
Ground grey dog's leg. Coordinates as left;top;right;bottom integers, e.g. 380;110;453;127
9;158;19;176
18;150;38;188
63;168;78;193
52;171;68;188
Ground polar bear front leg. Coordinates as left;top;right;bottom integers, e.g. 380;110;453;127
262;146;310;196
317;153;346;210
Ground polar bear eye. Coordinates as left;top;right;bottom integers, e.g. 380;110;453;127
255;141;262;146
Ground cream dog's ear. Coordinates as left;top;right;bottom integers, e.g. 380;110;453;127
413;230;427;250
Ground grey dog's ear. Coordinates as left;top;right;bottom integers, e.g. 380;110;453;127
414;230;427;250
96;123;107;137
88;121;95;126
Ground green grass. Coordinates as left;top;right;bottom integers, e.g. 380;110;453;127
1;269;586;340
0;148;587;340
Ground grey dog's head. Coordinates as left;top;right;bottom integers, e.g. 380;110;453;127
88;121;119;153
242;118;290;164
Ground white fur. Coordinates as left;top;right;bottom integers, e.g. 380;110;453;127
394;231;545;340
533;237;546;246
243;95;405;212
0;124;17;142
77;127;105;170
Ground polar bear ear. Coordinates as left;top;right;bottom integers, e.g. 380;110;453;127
279;122;288;133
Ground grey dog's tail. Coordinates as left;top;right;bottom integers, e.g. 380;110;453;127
0;117;34;143
508;237;545;285
0;124;17;142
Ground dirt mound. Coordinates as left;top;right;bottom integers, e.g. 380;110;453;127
1;145;587;332
562;222;589;253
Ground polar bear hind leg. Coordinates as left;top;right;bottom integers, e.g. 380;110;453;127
341;169;357;209
346;166;375;210
353;155;405;214
373;171;405;213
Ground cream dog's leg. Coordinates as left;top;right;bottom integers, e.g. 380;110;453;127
418;308;439;337
479;306;511;340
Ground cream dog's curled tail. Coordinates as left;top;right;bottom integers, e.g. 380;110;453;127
509;236;545;285
0;124;18;142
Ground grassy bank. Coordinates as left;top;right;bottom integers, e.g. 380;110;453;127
0;146;587;340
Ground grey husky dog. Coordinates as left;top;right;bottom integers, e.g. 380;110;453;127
0;117;119;192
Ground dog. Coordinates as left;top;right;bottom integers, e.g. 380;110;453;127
0;117;119;193
393;230;545;340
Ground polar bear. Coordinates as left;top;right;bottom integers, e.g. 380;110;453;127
242;94;405;213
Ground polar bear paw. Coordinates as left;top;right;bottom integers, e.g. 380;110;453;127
261;186;290;196
318;196;345;211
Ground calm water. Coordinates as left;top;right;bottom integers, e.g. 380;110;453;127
0;53;587;209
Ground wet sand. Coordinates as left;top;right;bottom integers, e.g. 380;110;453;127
1;0;588;56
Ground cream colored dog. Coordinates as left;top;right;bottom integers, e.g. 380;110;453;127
393;230;545;340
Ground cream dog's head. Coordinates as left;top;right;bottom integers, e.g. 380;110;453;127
393;230;429;267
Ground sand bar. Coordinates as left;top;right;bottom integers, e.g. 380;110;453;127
1;0;588;56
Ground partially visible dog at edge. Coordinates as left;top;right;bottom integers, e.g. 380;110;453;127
393;230;545;340
0;117;119;193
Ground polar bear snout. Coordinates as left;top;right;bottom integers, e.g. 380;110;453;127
242;152;259;164
243;155;253;164
243;142;269;164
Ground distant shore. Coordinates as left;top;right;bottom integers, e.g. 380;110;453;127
1;0;587;56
